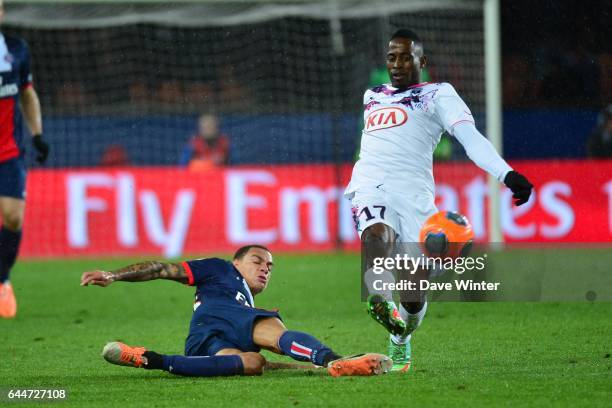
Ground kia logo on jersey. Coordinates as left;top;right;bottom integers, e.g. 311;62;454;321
364;107;408;132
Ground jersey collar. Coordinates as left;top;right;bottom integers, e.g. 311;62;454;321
386;82;430;94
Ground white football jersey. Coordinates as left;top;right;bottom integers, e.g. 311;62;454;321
345;82;474;201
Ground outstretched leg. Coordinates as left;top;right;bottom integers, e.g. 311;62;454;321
0;196;25;319
362;223;406;335
362;224;429;372
101;342;264;377
253;317;340;367
252;317;391;377
383;265;428;372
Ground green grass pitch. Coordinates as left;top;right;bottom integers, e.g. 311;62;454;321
1;252;611;407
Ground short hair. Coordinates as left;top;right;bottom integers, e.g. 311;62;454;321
233;245;271;260
390;29;422;44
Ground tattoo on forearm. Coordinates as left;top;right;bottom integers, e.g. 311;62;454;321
110;261;187;283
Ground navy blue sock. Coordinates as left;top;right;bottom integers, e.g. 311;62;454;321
158;354;243;377
278;330;339;366
0;228;22;283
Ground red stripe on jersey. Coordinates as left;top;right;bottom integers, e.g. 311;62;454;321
0;98;19;162
182;261;195;286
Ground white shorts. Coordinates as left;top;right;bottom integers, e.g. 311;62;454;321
348;186;438;242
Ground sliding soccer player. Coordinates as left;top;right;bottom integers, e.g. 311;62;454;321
345;29;533;371
81;245;391;377
0;0;50;318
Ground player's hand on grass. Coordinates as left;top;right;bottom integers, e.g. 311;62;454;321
80;271;114;287
32;134;50;164
504;171;533;206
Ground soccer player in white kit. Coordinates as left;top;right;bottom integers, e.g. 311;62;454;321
345;29;533;371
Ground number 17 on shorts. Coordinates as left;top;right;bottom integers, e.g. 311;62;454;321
352;203;400;238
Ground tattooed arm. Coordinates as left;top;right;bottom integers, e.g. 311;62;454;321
80;261;188;287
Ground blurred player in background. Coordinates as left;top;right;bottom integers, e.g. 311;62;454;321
81;245;392;377
180;113;230;170
345;29;533;371
586;104;612;158
0;0;49;319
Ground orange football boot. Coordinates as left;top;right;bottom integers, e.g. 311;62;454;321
327;353;392;377
0;282;17;319
102;342;148;368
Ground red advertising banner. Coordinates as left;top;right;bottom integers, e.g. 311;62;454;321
17;160;612;258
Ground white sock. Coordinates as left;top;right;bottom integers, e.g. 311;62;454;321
391;332;411;345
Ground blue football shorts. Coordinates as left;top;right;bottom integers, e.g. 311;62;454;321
184;302;281;357
0;157;27;200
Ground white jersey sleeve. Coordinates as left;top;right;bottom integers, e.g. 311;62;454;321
434;83;475;135
453;122;513;182
434;84;512;182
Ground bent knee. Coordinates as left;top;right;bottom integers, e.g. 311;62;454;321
240;352;266;376
2;212;24;231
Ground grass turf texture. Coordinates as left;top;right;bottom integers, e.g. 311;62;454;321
1;251;611;407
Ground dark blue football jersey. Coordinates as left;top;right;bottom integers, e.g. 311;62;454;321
182;257;255;311
0;33;33;162
181;258;281;355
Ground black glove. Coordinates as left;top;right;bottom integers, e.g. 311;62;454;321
504;170;533;206
32;134;50;164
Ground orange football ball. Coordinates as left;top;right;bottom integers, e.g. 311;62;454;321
419;211;474;259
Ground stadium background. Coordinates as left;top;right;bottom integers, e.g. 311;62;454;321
2;0;611;257
2;1;611;406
